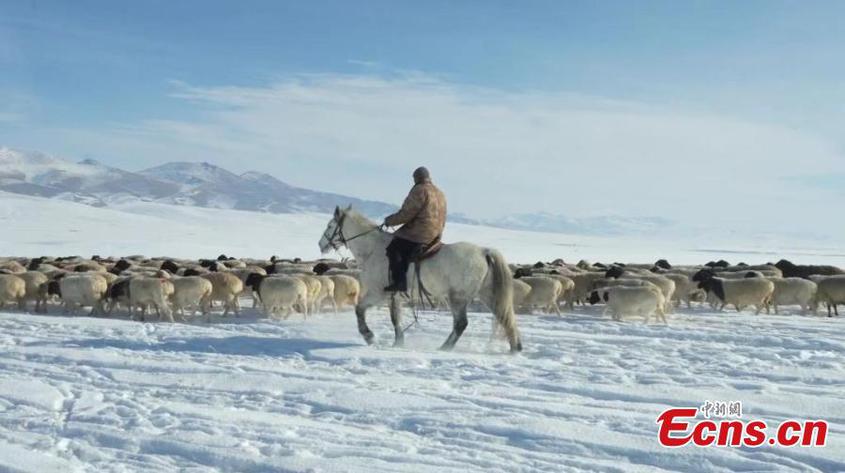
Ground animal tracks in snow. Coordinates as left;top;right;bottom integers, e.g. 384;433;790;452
0;306;842;472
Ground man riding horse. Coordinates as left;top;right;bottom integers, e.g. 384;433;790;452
381;166;447;293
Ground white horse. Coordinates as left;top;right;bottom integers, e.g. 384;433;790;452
319;206;522;352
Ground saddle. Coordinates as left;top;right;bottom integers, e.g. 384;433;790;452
412;236;443;263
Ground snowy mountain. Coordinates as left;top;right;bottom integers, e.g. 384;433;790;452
139;161;396;216
0;148;180;206
0;147;395;216
0;146;673;235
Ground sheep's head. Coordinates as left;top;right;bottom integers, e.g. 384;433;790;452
160;260;180;274
114;259;132;272
513;267;532;279
313;262;330;275
605;266;625;279
46;280;61;296
244;273;265;292
692;268;716;283
775;259;794;270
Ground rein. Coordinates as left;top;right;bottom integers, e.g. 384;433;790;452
324;213;382;250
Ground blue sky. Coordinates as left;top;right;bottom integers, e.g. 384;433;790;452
1;1;843;227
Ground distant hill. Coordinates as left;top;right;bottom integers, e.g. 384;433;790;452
0;147;396;217
0;146;674;236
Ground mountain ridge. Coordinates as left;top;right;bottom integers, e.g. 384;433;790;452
0;146;672;235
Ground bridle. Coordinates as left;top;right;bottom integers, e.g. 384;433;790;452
323;212;382;251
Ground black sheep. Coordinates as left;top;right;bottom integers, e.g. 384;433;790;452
775;259;844;279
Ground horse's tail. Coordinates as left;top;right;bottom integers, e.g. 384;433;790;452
485;249;523;352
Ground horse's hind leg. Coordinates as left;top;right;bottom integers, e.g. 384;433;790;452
440;299;468;351
389;296;404;347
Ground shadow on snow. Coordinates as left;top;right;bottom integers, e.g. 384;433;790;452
41;335;359;358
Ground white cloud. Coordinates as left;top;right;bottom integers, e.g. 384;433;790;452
34;73;845;228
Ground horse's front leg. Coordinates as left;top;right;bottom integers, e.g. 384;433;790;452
389;296;404;347
355;304;375;345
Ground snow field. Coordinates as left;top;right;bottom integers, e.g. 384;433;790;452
0;302;842;472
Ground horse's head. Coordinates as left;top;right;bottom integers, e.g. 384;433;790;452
319;205;351;254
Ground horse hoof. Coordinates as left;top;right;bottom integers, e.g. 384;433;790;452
364;333;375;345
392;339;404;348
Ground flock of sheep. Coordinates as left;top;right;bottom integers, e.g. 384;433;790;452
0;255;360;322
509;258;845;322
0;254;843;326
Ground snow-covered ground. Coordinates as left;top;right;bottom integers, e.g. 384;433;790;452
2;191;844;471
0;305;842;472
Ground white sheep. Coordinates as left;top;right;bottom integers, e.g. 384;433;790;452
661;272;703;309
296;275;323;316
323;268;361;278
228;267;267;308
129;277;174;322
696;276;774;314
588;278;659;305
815;275;845;317
202;272;244;318
547;274;575;308
315;275;337;314
221;259;246;269
768;277;817;314
0;274;26;310
170;276;213;319
591;278;656;289
33;263;61;274
717;271;764;279
58;274;109;315
18;271;49;312
328;274;360;310
519;276;563;314
512;278;532;310
607;272;676;313
256;276;309;319
567;272;606;309
0;261;26;274
599;285;667;323
272;266;314;276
